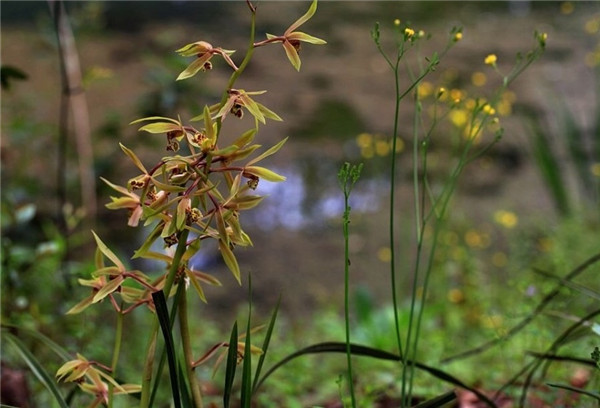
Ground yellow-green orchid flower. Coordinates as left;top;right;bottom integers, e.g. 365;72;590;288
254;0;326;71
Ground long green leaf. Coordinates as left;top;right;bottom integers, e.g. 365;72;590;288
255;342;497;408
547;383;600;401
252;296;281;394
412;390;457;408
240;276;253;408
223;322;238;408
2;332;69;408
152;290;181;408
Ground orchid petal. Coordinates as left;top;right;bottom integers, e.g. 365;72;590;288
287;31;327;45
285;0;318;35
177;53;213;81
283;40;301;71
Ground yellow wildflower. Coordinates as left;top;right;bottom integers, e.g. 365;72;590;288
394;18;401;26
483;104;496;115
405;28;415;38
484;54;497;66
453;32;463;42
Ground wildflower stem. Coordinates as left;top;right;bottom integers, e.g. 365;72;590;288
338;162;362;408
179;284;204;407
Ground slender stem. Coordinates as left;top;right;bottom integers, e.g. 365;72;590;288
108;310;124;408
389;55;404;363
179;286;203;407
342;190;357;408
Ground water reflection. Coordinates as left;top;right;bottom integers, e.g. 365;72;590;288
246;164;388;231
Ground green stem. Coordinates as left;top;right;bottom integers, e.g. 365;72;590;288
179;285;203;407
108;310;124;408
342;191;357;408
389;55;404;363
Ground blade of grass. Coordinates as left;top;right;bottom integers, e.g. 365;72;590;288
2;331;69;408
152;290;182;408
412;390;457;408
547;383;600;401
223;321;238;408
525;351;598;368
178;360;193;408
255;341;497;408
252;295;281;394
240;275;253;408
1;324;72;361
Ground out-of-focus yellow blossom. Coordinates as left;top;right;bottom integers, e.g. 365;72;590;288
494;210;518;228
447;288;465;304
417;30;426;38
450;109;468;127
484;54;497;66
418;81;434;98
472;72;487;87
584;16;600;34
356;132;373;148
591;162;600;177
497;100;512;116
465;98;477;110
560;2;574;15
450;88;464;102
465;229;482;248
377;247;392;263
392;137;405;153
405;28;415;38
394;18;401;26
375;140;390;156
453;32;463;42
492;252;508;268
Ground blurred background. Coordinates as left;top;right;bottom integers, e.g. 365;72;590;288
1;1;599;404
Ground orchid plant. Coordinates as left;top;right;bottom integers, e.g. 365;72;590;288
56;1;325;407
